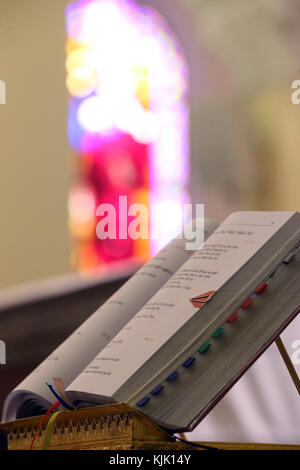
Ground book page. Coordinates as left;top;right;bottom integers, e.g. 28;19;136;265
68;211;295;397
5;219;217;413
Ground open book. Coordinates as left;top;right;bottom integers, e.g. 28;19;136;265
3;212;300;432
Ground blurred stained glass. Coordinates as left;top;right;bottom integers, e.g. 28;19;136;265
65;0;190;274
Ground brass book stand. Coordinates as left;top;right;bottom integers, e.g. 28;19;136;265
1;337;300;450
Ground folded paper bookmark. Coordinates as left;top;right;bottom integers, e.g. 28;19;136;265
53;377;76;410
189;290;216;308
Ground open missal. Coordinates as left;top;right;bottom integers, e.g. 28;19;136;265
3;212;300;432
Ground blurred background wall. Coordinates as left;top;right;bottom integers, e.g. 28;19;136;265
1;0;300;288
0;0;70;288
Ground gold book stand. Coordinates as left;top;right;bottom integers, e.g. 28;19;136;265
1;338;300;451
2;402;300;451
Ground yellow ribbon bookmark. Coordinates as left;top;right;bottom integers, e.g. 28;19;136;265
42;411;62;450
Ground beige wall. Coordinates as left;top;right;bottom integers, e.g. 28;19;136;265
0;0;71;288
